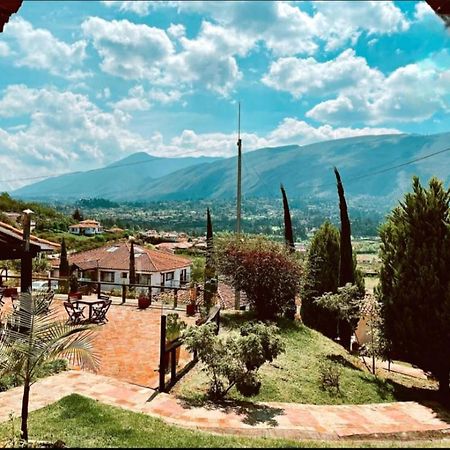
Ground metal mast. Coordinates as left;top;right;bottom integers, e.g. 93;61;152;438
235;102;242;310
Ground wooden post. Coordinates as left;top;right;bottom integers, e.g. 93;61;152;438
97;282;101;299
174;288;178;309
122;285;126;304
159;315;167;392
170;347;176;385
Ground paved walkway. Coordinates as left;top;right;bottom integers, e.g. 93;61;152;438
1;371;450;441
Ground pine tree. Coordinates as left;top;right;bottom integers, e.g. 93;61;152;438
301;221;340;338
378;177;450;402
204;208;216;310
334;167;359;349
72;208;83;222
280;184;295;253
59;238;69;293
129;239;136;286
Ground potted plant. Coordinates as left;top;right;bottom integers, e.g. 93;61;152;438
68;273;81;300
138;290;151;309
165;313;186;370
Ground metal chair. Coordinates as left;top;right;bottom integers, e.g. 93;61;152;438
91;299;112;324
64;301;86;325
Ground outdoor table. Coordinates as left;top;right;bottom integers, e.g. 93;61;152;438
74;299;105;322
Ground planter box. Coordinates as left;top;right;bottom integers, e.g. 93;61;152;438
68;292;82;300
186;303;196;316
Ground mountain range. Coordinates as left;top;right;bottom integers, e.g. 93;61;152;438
12;132;450;206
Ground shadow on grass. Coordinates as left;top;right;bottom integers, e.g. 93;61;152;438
326;354;361;371
178;396;284;427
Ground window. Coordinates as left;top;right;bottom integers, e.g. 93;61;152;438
165;272;174;281
121;272;128;279
100;271;115;283
180;269;187;283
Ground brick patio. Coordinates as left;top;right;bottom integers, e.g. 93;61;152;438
54;296;198;389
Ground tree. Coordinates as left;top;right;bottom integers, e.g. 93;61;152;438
334;167;358;349
377;177;450;401
216;235;302;320
204;208;217;310
129;238;136;286
280;184;295;252
72;208;83;222
0;292;98;442
301;221;340;338
59;238;69;293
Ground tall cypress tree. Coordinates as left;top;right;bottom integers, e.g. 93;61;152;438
281;184;295;253
204;208;216;309
59;238;69;293
129;239;136;286
334;167;356;349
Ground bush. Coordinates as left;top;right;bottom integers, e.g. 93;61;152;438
319;361;341;394
216;235;302;320
183;321;285;399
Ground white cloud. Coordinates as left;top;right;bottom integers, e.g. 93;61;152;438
146;119;401;159
414;2;437;21
262;49;383;98
307;63;450;125
82;17;174;80
4;17;87;78
0;84;148;189
154;0;409;55
313;1;409;51
82;17;246;96
167;23;186;39
0;42;10;57
102;1;152;16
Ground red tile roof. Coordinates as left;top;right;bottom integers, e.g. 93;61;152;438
0;221;60;251
56;242;191;273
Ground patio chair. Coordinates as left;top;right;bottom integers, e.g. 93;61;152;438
64;301;86;325
91;299;112;324
37;290;54;314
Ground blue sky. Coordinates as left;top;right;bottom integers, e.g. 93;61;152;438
0;0;449;190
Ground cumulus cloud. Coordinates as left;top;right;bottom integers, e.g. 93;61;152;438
0;84;147;189
102;1;153;16
3;17;87;78
306;63;450;125
0;42;10;57
262;49;382;98
82;17;247;96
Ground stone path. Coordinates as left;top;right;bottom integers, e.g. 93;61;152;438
1;371;450;441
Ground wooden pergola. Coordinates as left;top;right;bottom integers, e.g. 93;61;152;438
0;219;59;293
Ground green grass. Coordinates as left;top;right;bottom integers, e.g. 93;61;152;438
0;394;449;448
173;312;438;406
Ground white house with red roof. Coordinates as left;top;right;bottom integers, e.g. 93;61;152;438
50;241;191;290
68;220;103;236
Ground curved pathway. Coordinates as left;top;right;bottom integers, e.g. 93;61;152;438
1;371;450;441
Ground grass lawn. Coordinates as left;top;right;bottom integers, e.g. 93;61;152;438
173;312;438;406
0;394;449;448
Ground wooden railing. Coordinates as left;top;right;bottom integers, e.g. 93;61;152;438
158;305;221;393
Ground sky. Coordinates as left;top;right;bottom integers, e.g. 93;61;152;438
0;0;449;190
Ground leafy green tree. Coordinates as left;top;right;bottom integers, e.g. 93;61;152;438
301;221;340;338
377;177;450;401
0;292;98;443
216;235;301;320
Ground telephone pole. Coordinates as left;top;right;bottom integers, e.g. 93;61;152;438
235;102;242;310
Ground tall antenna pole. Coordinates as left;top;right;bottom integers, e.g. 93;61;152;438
235;102;242;310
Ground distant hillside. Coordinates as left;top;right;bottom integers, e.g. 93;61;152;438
13;133;450;207
127;132;450;206
13;153;221;201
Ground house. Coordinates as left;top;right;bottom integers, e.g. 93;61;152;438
50;241;191;291
3;212;36;231
69;219;103;236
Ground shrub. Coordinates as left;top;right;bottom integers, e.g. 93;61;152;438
319;361;341;394
183;321;285;399
216;235;302;320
